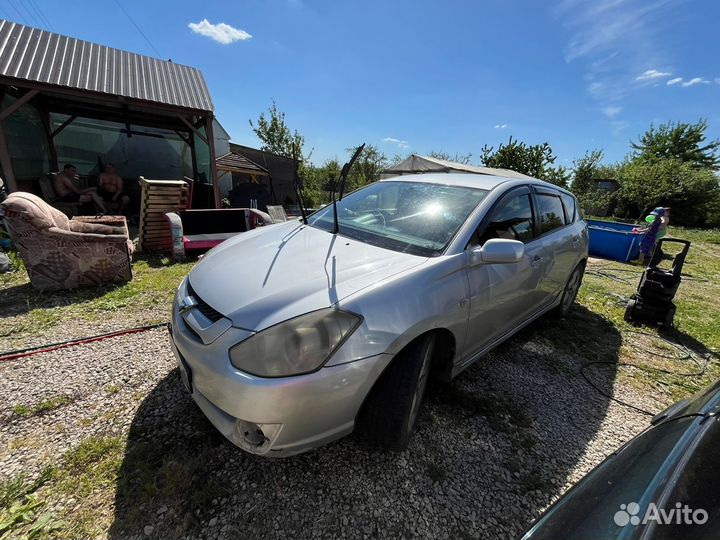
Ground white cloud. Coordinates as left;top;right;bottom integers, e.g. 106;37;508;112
602;106;622;118
666;77;683;86
554;0;677;106
382;137;409;149
681;77;709;87
494;124;508;129
636;69;671;81
188;19;252;45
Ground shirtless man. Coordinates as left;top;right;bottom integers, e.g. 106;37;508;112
53;164;106;213
97;163;130;214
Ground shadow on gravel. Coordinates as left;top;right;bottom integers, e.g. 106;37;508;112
110;305;622;539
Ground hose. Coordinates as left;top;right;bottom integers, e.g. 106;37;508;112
0;322;169;362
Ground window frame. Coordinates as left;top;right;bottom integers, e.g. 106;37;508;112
530;185;575;239
468;185;538;249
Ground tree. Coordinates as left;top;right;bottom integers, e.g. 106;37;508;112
249;101;307;160
571;149;604;193
631;119;720;170
480;137;569;188
345;144;388;190
569;150;621;217
427;150;473;165
616;158;720;225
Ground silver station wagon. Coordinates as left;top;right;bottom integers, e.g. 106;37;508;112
169;173;588;456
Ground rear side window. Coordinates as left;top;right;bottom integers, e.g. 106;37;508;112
478;193;535;245
536;194;566;234
560;193;576;223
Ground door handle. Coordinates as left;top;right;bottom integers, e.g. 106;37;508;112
572;236;581;245
531;255;543;268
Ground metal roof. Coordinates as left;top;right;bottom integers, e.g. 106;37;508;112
0;19;214;112
216;152;269;175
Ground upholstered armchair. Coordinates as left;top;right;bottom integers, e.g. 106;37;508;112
0;192;134;290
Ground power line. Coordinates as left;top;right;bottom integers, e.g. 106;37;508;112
25;0;55;31
112;0;163;58
15;0;42;27
6;0;28;24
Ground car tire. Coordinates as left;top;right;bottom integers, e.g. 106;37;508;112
356;334;435;451
662;306;676;328
624;298;637;322
553;262;585;318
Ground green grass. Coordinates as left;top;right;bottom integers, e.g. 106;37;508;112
0;467;62;540
575;227;720;401
0;253;194;349
13;396;71;418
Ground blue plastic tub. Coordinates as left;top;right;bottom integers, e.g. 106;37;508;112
587;219;640;262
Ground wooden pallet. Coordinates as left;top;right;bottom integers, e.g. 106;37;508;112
138;177;189;252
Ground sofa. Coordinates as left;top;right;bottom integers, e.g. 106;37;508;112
165;208;273;259
0;192;134;290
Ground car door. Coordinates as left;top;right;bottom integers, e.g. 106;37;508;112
532;187;576;298
462;187;549;361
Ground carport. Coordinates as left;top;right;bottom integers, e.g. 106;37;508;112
0;19;220;208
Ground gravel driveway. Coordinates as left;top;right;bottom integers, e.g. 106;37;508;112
0;307;666;539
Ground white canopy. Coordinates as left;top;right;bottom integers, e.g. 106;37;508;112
381;154;534;180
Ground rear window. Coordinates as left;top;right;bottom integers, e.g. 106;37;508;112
536;194;567;234
560;193;576;223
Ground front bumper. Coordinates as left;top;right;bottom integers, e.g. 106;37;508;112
169;304;391;457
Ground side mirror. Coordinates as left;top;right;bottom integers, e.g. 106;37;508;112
469;238;525;265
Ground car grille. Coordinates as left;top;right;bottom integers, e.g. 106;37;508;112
187;282;224;323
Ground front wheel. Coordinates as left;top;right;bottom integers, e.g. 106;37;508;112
356;335;435;450
553;263;585;318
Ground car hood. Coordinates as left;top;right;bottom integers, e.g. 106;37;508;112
187;221;428;331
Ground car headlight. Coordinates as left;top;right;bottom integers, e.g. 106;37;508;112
229;309;361;377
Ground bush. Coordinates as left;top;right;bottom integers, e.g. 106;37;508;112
614;159;720;226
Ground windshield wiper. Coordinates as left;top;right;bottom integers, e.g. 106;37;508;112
332;143;365;234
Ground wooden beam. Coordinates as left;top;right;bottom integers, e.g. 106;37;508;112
0;121;17;192
39;107;59;171
178;115;208;144
0;89;39;121
51;114;77;137
205;114;221;208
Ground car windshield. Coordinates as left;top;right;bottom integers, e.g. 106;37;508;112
307;181;488;257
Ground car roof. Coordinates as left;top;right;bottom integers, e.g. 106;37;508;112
379;172;573;195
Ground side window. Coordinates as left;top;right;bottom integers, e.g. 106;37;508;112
536;194;567;234
478;193;535;245
560;192;576;223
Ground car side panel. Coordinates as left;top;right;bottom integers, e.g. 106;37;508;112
329;253;470;367
462;238;548;359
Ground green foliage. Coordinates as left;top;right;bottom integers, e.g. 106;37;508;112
615;158;720;225
0;468;61;540
480;137;569;188
571;150;605;193
345;144;388;190
427;150;473;165
631;119;720;170
249;101;307;161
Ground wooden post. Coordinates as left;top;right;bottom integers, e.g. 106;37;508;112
204;114;221;209
40;108;59;171
0;121;16;192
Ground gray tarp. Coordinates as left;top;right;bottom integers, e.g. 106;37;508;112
381;154;534;180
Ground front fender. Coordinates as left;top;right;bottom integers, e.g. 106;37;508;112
327;254;469;367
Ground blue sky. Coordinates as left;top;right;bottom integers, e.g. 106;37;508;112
4;0;719;167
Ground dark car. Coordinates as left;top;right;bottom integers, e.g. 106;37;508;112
521;381;720;540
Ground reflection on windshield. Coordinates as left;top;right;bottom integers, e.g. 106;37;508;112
307;181;488;257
